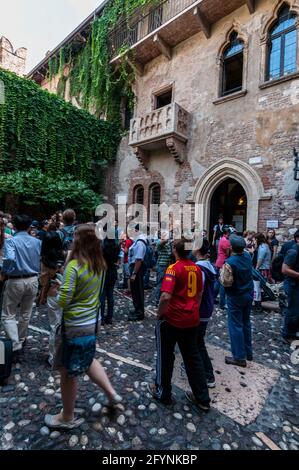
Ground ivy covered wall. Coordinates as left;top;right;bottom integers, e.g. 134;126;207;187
0;68;121;217
47;0;159;121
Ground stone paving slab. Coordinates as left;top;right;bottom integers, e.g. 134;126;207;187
172;345;280;426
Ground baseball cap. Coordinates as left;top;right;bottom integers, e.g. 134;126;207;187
230;235;246;252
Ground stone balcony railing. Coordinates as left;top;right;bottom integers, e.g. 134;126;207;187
129;102;191;169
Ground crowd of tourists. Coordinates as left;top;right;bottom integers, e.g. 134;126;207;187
0;209;298;430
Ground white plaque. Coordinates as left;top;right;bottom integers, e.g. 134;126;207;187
249;157;262;165
266;220;279;229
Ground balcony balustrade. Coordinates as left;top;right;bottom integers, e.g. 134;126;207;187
129;102;191;169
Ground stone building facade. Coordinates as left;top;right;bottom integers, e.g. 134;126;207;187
30;0;299;239
0;36;27;76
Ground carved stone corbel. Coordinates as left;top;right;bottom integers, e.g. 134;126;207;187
166;137;186;164
133;147;150;170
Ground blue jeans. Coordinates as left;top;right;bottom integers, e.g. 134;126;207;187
101;268;117;321
282;281;299;338
227;294;253;361
214;268;226;308
155;266;167;303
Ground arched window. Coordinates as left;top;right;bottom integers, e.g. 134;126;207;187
133;185;144;205
148;183;161;228
222;32;244;96
267;4;297;80
149;183;161;205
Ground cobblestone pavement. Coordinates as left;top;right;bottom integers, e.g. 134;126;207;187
0;287;299;451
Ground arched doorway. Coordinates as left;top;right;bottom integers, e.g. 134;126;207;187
210;178;247;238
192;159;269;234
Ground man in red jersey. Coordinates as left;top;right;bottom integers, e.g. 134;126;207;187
148;239;211;411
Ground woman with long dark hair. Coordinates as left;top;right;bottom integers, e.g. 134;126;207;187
45;225;122;430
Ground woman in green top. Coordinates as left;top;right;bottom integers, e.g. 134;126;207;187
45;224;122;430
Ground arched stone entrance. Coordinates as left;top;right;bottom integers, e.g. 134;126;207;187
210;178;247;236
192;159;267;232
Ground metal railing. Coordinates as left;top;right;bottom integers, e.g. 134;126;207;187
109;0;198;57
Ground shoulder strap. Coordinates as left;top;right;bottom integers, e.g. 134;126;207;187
137;239;147;247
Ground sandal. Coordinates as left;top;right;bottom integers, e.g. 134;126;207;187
104;393;123;407
44;413;84;430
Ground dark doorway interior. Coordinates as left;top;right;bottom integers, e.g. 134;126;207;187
209;178;247;240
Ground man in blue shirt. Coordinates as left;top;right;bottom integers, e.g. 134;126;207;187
222;236;254;368
2;215;41;354
128;226;147;321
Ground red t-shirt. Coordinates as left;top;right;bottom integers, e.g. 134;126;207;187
123;239;133;263
161;259;203;329
216;236;231;269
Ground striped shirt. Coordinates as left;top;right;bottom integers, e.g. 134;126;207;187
57;260;106;327
156;241;172;267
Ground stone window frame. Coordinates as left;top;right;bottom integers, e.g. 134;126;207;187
133;184;145;205
259;0;299;89
213;21;249;105
151;82;175;110
148;182;162;225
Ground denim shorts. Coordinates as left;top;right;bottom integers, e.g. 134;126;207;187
53;323;97;371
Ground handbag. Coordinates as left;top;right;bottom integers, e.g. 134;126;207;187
220;262;234;287
61;308;100;378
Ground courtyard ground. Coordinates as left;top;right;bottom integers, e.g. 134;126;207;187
0;288;299;451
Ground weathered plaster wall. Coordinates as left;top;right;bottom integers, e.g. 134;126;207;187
0;37;27;76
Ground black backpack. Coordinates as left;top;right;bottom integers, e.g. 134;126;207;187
271;253;285;282
272;245;299;282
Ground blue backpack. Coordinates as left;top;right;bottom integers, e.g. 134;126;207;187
138;239;156;269
60;227;75;252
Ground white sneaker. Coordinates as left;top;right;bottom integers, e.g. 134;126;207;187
207;381;216;389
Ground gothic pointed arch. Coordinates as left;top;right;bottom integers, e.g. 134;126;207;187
260;0;299;82
261;0;299;41
192;159;270;232
216;21;249;99
217;21;249;58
